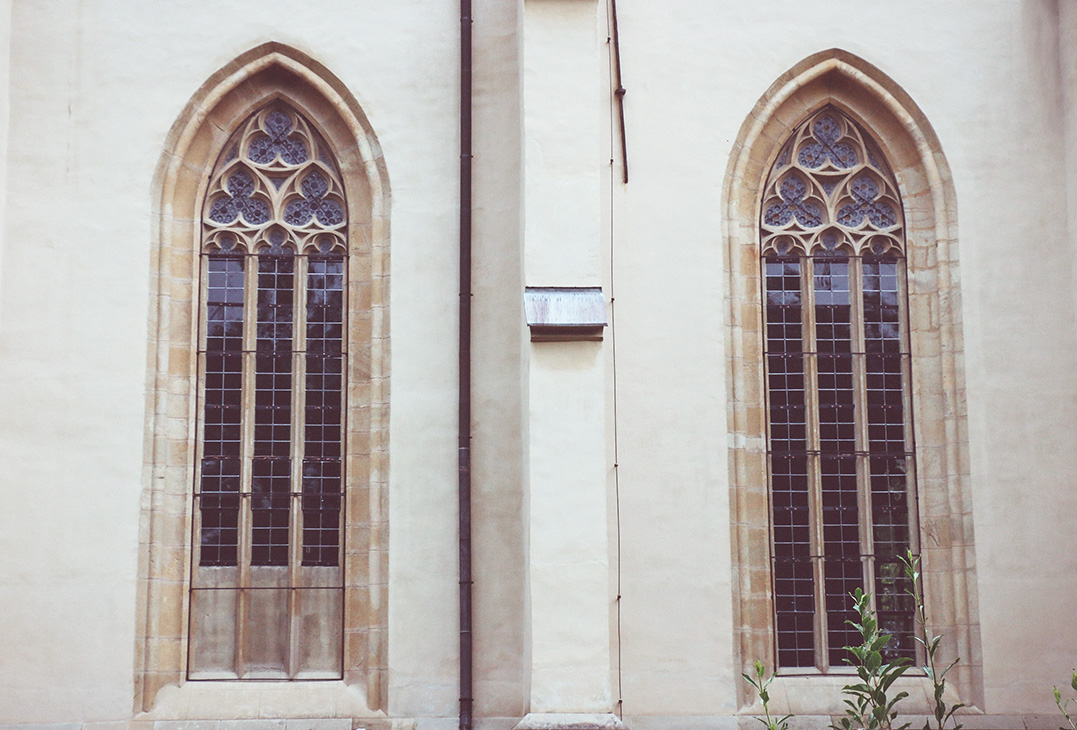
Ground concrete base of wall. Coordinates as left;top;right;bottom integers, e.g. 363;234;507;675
627;715;1062;730
0;713;1064;730
513;714;625;730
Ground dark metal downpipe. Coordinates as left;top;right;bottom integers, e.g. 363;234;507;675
459;3;474;730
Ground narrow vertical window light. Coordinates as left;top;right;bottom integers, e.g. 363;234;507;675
190;104;348;680
760;108;917;671
302;256;345;567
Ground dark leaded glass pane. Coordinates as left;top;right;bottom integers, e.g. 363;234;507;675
865;353;907;453
765;256;815;666
202;354;243;455
251;458;290;566
824;555;863;667
205;257;245;354
256;255;295;351
870;455;910;558
199;256;245;567
766;257;807;454
814;258;863;663
772;452;814;667
772;450;814;668
814;258;855;453
869;456;915;661
875;558;916;662
820;453;859;564
198;458;240;567
863;256;915;658
771;454;810;559
254;255;294;460
862;258;901;354
302;459;343;566
303;257;345;566
774;554;816;668
250;255;294;567
863;257;907;453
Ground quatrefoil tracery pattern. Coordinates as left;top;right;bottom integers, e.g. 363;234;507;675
249;109;309;166
761;108;903;256
284;170;345;227
203;105;347;254
763;174;823;228
836;176;897;228
208;170;270;226
797;114;858;169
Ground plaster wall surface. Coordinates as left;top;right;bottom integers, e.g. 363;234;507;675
469;0;529;719
522;0;613;715
0;0;1075;726
0;0;9;322
527;343;611;713
0;0;519;722
604;0;1077;717
1061;1;1077;360
523;0;603;288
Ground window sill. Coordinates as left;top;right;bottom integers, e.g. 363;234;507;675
138;679;381;721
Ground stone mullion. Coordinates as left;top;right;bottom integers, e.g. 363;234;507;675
760;254;790;670
187;255;210;676
288;252;310;678
757;253;776;673
895;256;925;664
338;255;351;685
337;253;350;586
800;254;829;672
235;251;258;678
848;255;876;615
894;258;918;551
191;255;210;575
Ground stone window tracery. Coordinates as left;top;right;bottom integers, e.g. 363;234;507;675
760;107;917;671
190;103;349;680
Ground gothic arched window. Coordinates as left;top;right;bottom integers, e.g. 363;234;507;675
760;107;917;671
190;104;348;679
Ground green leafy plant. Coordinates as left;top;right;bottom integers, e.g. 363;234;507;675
900;550;964;730
1054;672;1077;730
831;588;912;730
743;659;794;730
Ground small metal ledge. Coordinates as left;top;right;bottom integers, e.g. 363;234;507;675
524;286;607;342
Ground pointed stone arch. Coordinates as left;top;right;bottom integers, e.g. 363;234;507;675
138;43;389;715
723;49;979;712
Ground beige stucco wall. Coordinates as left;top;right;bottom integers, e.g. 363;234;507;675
0;0;9;323
0;0;525;723
607;0;1077;718
0;0;1074;726
523;0;614;718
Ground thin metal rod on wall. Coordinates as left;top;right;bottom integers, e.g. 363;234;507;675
458;2;475;730
604;0;626;715
610;0;629;184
